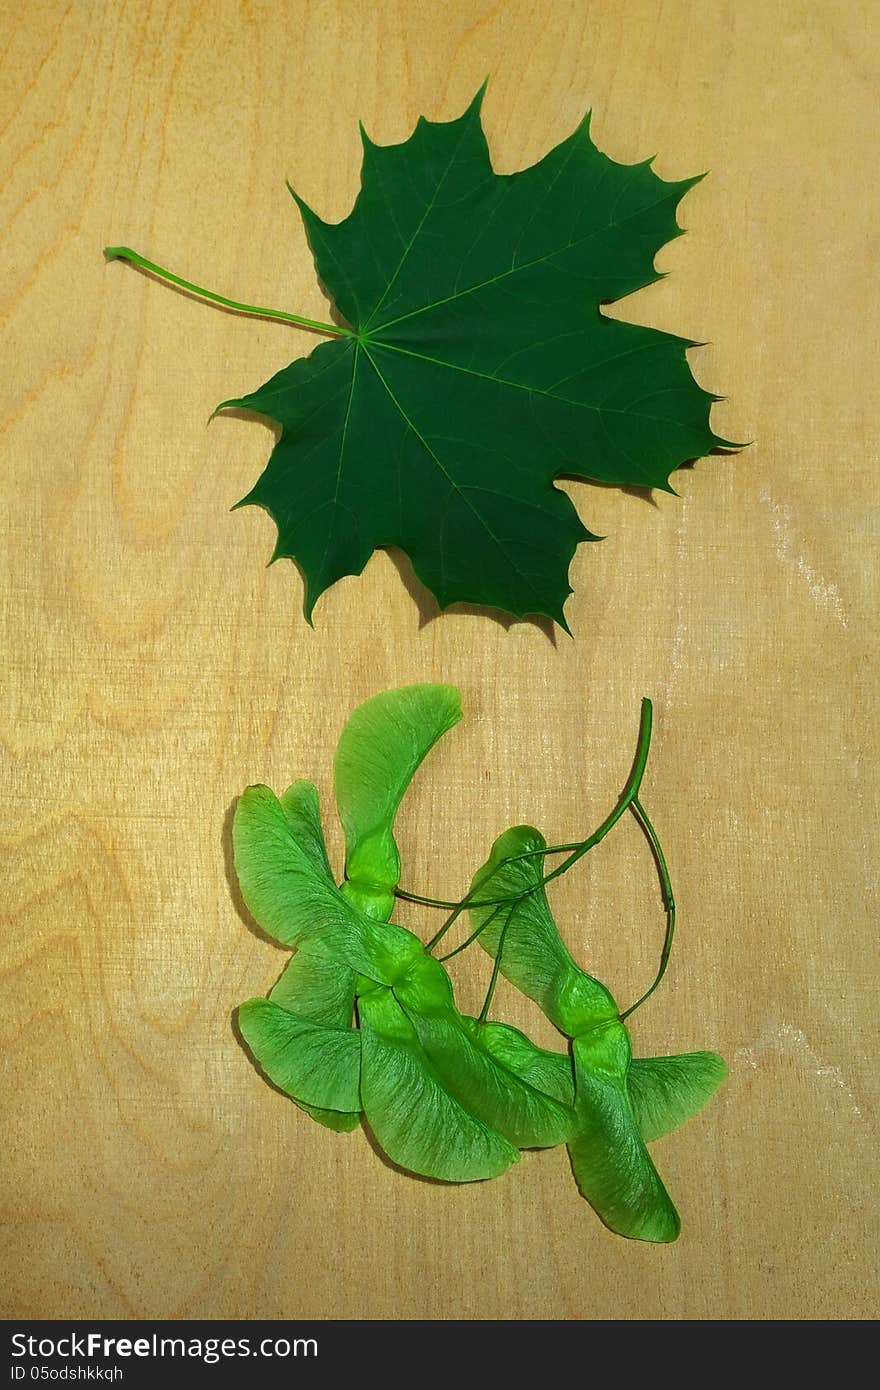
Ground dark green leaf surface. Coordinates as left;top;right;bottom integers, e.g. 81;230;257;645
223;90;730;625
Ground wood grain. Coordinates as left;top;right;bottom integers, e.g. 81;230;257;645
1;0;876;1320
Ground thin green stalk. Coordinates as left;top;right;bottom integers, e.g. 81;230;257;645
477;900;520;1023
424;697;653;954
425;894;470;953
103;247;354;338
437;899;507;963
619;796;676;1021
396;843;584;911
396;887;473;910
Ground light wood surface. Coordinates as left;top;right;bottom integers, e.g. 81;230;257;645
1;0;876;1321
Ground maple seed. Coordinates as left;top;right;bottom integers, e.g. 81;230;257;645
105;89;738;628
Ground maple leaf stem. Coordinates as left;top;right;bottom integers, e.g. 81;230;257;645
103;247;354;338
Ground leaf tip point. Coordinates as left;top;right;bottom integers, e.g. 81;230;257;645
716;434;751;451
681;171;709;194
470;77;490;111
226;489;254;511
213;397;243;422
208;402;228;426
575;108;593;136
302;593;319;628
287;179;319;222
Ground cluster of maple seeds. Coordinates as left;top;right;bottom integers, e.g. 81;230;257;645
234;685;726;1244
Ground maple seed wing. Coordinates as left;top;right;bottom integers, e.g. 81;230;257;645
358;989;519;1183
464;1018;575;1107
269;942;356;1031
393;958;575;1149
232;783;421;983
334;683;462;920
241;778;360;1129
397;1005;575;1149
628;1051;728;1143
469;825;618;1035
569;1027;681;1244
277;779;335;879
238;998;361;1113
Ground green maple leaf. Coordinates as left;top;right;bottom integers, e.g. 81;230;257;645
107;89;733;627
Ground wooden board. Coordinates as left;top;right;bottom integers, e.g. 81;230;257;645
1;0;876;1321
